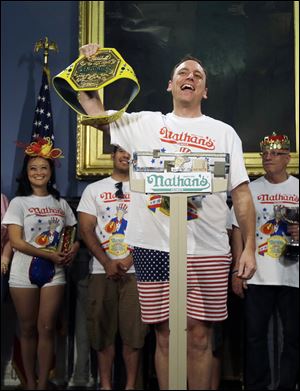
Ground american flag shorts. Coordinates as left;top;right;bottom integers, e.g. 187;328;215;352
133;247;232;324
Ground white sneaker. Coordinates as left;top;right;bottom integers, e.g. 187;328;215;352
2;363;21;386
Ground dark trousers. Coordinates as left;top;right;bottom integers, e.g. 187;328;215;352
244;285;299;390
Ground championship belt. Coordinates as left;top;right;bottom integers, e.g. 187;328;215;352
57;226;77;253
53;48;140;126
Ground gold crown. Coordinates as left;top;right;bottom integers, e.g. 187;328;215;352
260;132;290;151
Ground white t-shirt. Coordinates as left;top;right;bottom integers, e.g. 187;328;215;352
232;175;299;288
2;194;77;283
110;111;249;254
77;177;135;274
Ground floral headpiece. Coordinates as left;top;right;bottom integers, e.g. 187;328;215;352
21;137;64;159
260;132;290;151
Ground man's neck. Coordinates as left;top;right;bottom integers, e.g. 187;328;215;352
264;172;289;184
173;102;203;118
111;172;129;182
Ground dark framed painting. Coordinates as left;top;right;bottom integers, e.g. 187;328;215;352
77;1;299;178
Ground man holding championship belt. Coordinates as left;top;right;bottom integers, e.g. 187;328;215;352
231;132;299;390
54;44;256;390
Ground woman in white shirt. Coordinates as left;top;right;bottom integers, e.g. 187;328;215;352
2;138;79;390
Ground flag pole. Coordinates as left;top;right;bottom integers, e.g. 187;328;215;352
34;37;58;77
29;37;59;142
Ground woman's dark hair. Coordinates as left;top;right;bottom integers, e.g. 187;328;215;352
16;155;60;200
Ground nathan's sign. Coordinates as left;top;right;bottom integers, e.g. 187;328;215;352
145;172;212;193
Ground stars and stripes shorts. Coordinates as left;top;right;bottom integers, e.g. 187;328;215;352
133;247;232;324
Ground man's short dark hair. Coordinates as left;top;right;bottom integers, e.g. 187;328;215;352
112;145;124;153
170;55;208;86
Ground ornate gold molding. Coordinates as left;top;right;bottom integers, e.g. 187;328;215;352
77;1;112;178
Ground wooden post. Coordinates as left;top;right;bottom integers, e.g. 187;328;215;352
169;194;188;390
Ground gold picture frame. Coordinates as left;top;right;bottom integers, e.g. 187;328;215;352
77;1;299;178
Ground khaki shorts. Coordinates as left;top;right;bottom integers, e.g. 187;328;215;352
86;273;148;351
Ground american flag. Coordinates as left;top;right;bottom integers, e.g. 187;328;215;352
31;68;54;143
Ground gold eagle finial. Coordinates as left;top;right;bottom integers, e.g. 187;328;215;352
34;37;58;67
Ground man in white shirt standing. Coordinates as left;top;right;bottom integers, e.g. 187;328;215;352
77;146;148;390
65;44;257;390
231;132;299;390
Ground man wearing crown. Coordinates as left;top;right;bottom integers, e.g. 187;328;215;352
77;146;148;390
231;132;299;390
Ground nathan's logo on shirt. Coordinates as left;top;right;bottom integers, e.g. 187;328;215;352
100;191;130;203
28;207;65;217
257;193;299;205
159;127;215;150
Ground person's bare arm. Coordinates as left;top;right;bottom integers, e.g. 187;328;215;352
8;225;67;265
231;182;256;279
78;90;105;116
230;225;248;298
117;254;134;272
78;44;109;132
79;212;124;279
1;239;13;274
63;239;81;266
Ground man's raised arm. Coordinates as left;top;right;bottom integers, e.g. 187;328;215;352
79;44;109;132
